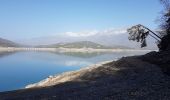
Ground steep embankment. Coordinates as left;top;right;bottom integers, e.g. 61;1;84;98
0;51;170;100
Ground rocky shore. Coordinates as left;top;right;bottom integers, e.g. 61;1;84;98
25;60;113;88
0;51;170;100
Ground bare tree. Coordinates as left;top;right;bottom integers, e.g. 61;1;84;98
159;0;170;34
128;0;170;51
159;0;170;51
127;24;161;48
160;0;170;10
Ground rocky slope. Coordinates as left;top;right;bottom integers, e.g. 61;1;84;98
0;51;170;100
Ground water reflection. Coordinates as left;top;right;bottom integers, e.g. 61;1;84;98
49;51;107;58
48;50;148;59
0;51;149;92
0;51;16;58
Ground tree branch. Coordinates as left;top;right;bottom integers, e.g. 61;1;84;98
139;24;162;40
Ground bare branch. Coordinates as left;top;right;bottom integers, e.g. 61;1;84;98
127;24;161;48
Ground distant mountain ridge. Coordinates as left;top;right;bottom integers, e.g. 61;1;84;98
36;41;132;49
0;37;19;47
0;37;132;49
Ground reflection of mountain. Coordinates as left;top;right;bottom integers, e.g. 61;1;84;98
0;37;19;47
36;41;132;49
49;51;110;58
0;51;16;58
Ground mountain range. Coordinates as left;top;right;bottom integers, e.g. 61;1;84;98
36;41;132;49
0;37;132;49
16;28;158;49
0;27;158;50
0;37;19;47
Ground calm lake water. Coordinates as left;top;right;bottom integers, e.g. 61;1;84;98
0;51;149;92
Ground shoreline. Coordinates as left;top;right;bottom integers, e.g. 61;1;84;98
0;47;156;53
25;60;114;88
1;51;170;100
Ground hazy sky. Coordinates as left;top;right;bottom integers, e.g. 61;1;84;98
0;0;163;40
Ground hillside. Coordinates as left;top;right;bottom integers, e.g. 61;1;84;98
36;41;132;49
0;37;19;47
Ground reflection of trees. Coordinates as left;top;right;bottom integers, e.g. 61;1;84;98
0;51;16;58
49;51;111;58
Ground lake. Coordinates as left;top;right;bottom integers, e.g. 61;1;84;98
0;51;149;92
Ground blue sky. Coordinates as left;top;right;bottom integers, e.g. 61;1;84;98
0;0;163;40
